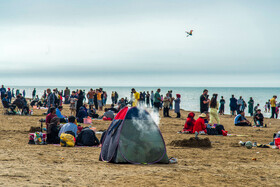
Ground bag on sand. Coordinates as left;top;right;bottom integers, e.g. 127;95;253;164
60;133;76;147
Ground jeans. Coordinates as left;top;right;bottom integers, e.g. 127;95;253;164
154;102;160;111
88;99;94;105
271;107;276;118
163;107;169;117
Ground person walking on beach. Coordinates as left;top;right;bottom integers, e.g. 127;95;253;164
154;88;161;111
146;91;150;107
64;87;70;104
268;99;271;113
163;93;171;117
270;95;277;119
248;97;254;116
87;89;94;106
111;91;115;104
6;88;12;103
131;88;140;107
209;94;220;124
219;96;225;115
23;89;26;98
151;90;154;108
47;88;55;114
32;88;36;100
200;89;210;113
237;96;243;113
174;94;181;118
0;85;6;101
230;95;237;116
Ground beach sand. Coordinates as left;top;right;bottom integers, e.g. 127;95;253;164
0;104;280;186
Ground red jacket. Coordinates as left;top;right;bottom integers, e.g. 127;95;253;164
193;117;206;133
183;112;196;133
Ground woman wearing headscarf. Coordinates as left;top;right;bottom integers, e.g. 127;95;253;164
76;90;84;117
174;94;181;118
209;93;220;124
47;117;60;144
183;112;196;133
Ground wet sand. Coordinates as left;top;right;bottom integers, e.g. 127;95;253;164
0;104;280;186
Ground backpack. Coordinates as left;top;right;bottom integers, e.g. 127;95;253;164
60;133;76;147
76;128;100;146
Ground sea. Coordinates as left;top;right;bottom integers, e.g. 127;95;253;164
7;86;280;118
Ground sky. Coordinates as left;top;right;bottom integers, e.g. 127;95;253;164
0;0;279;87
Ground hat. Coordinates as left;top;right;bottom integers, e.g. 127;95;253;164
199;113;207;118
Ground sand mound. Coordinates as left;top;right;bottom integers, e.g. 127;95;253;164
170;137;211;148
29;126;42;132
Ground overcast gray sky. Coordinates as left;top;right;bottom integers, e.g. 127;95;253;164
0;0;279;87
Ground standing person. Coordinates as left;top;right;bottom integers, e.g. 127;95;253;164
248;97;254;116
268;99;271;113
209;94;220;124
111;91;115;104
0;85;6;100
64;87;70;104
169;90;173;110
11;88;15;98
76;90;84;117
46;88;55;114
151;91;154;108
114;91;119;105
237;96;243;113
270;95;277;119
241;98;247;112
87;89;94;106
219;96;225;115
174;94;181;118
32;88;36;100
200;89;210;113
153;88;161;111
142;91;146;104
103;91;107;105
146;91;150;107
16;89;20;97
6;88;12;103
22;90;26;98
93;89;98;110
162;93;171;117
230;95;238;116
96;89;103;111
139;92;144;106
131;88;140;107
69;91;78;116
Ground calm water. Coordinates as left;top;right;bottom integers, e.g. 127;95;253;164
8;86;280;117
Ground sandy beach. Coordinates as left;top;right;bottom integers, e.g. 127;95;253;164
0;104;280;186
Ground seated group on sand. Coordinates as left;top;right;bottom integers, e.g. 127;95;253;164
46;109;100;146
182;112;227;136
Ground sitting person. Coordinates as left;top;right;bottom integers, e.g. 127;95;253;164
254;109;264;127
56;106;67;123
76;127;100;146
19;94;30;115
88;105;99;118
100;108;114;120
59;116;78;137
193;113;207;134
46;107;57;130
30;95;39;107
77;105;88;123
2;94;16;114
182;112;196;133
117;98;127;111
12;95;24;111
47;117;60;144
108;104;118;113
234;111;251;126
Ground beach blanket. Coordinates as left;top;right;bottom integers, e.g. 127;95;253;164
53;144;100;147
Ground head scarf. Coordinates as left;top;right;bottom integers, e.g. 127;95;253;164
188;112;195;118
176;94;181;98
